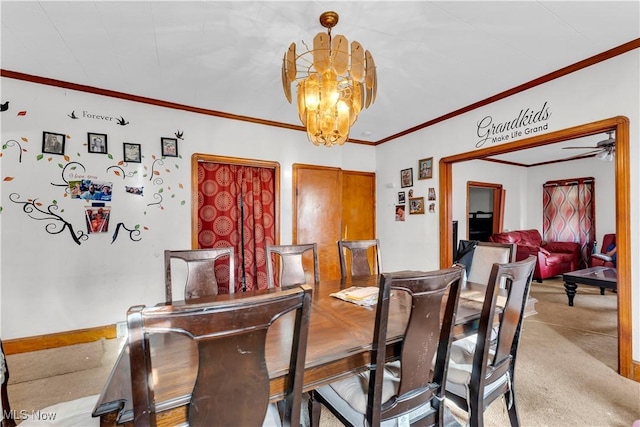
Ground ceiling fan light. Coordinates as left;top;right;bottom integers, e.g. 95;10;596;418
596;150;607;160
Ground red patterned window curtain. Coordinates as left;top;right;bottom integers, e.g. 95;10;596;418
197;163;276;292
542;177;595;268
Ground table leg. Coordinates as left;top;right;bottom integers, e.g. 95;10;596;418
564;281;577;306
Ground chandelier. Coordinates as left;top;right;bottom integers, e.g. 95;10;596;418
281;11;377;147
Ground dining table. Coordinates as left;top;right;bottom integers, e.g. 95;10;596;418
91;274;525;426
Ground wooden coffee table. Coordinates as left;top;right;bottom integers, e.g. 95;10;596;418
562;266;617;306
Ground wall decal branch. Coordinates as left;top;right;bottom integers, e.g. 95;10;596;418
9;193;88;245
51;161;86;188
149;158;164;184
146;191;164;208
111;222;142;243
3;139;25;163
106;165;137;179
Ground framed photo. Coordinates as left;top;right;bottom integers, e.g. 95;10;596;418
409;197;425;214
123;142;142;163
395;205;405;222
42;131;66;155
88;132;108;154
400;168;413;188
398;191;406;204
161;137;178;157
418;157;433;180
428;187;437;201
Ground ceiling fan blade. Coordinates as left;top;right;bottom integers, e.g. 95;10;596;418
562;146;598;149
562;150;601;160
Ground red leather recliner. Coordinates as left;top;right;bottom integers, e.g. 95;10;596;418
489;229;581;282
590;234;616;268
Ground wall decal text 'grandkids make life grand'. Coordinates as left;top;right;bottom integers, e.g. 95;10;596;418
475;101;551;148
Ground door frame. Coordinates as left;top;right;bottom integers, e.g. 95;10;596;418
466;181;504;239
439;116;634;380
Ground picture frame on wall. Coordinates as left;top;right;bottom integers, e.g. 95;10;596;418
418;157;433;180
398;191;406;204
42;131;66;155
400;168;413;188
123;142;142;163
161;137;178;157
409;197;425;214
88;132;108;154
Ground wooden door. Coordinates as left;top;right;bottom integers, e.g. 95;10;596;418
293;165;342;280
293;165;376;280
341;171;376;240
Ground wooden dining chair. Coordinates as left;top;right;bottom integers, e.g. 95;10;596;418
446;256;536;427
2;338;100;427
266;243;320;288
1;339;16;427
337;239;382;279
127;285;312;427
164;247;235;302
309;265;465;427
459;241;516;287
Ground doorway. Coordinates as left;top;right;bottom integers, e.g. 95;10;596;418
439;116;633;380
467;181;504;241
190;154;280;292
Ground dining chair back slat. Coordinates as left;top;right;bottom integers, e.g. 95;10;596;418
266;244;319;288
458;241;516;287
338;239;382;279
164;247;235;302
128;285;312;427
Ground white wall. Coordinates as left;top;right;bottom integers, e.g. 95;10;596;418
375;51;639;359
0;78;376;338
1;50;638;363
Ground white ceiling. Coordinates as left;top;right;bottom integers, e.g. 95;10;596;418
1;1;639;163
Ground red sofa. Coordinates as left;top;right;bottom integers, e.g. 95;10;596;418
489;229;581;282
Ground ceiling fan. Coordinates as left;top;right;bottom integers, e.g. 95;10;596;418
562;131;616;161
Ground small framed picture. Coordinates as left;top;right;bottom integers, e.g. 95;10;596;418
409;197;425;214
428;187;437;201
400;168;413;188
88;133;108;154
123;142;142;163
395;205;405;222
161;137;178;157
42;131;66;155
418;157;433;180
398;191;406;204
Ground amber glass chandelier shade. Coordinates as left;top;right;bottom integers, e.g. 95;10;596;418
282;11;377;147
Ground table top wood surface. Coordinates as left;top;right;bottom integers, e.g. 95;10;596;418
92;275;495;426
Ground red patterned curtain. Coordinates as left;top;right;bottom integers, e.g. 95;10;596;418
542;177;595;268
197;163;276;292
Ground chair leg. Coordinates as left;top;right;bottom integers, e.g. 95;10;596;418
308;390;322;427
506;391;520;427
467;391;485;427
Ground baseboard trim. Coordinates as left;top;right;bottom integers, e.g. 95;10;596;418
3;324;116;355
